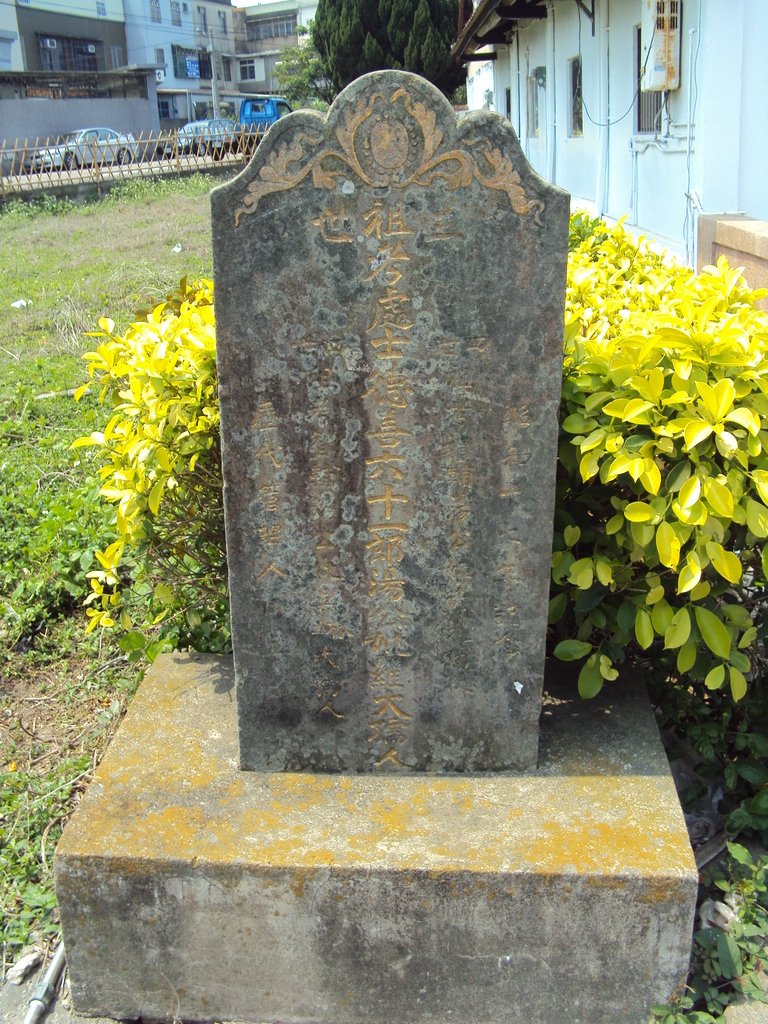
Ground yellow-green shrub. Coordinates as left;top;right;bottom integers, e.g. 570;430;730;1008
73;278;228;654
554;214;768;699
76;219;768;698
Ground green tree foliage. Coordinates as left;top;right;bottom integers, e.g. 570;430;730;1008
274;31;336;108
312;0;462;95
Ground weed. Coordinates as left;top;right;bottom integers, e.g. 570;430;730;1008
0;178;218;958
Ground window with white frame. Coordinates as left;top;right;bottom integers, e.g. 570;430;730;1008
246;14;297;40
239;57;256;80
155;46;165;65
218;9;228;34
150;0;161;23
96;0;107;16
197;5;207;33
568;56;583;136
170;0;181;26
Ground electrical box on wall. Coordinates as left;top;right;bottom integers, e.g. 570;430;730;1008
641;0;681;91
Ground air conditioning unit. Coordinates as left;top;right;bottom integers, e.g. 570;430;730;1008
41;37;57;49
86;44;96;54
641;0;681;91
156;69;165;82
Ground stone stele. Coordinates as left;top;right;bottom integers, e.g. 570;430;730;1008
211;70;570;773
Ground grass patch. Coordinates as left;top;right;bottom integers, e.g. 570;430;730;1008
0;171;223;958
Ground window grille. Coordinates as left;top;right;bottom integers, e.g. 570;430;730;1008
568;56;583;137
635;25;663;133
246;15;298;41
527;66;545;138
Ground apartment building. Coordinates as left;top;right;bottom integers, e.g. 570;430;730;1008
234;0;317;96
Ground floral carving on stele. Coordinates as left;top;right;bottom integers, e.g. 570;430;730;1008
233;85;545;227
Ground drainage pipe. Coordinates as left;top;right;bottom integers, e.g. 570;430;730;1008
22;942;66;1024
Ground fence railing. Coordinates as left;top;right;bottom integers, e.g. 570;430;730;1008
0;127;265;196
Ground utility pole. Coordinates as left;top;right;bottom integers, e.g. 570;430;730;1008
208;27;220;117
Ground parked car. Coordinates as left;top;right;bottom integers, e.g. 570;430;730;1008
30;127;138;171
170;119;237;159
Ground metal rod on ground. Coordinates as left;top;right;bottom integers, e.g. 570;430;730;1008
22;942;66;1024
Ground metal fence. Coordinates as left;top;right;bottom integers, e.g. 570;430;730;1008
0;127;265;196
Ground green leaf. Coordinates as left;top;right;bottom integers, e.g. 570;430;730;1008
678;475;701;509
624;501;657;522
704;664;726;690
677;553;701;594
706;542;742;584
547;593;567;624
118;631;147;653
605;513;624;535
651;599;674;637
703;477;734;518
747;498;768;538
725;841;753;865
563;524;581;547
147;477;165;516
664;608;691;650
684;420;713;450
153;582;175;607
635;608;653;649
563;413;597;433
577;657;604;698
676;639;697;674
694;606;732;660
748;789;768;814
655;521;680;568
553;639;593;661
666;461;691;493
716;931;743;979
729;666;747;701
568;557;594;589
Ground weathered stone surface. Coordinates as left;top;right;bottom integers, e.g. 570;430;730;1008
211;71;569;773
55;653;698;1024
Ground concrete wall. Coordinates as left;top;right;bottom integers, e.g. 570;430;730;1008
697;215;768;311
468;0;768;264
0;95;160;145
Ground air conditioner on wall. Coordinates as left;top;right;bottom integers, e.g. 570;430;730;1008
641;0;681;91
41;37;57;49
156;69;165;82
86;44;96;53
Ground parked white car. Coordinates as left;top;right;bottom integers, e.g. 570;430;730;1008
31;128;138;171
170;119;237;159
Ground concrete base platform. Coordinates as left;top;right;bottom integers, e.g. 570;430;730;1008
55;654;697;1024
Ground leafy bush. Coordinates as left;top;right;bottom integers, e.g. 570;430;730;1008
73;278;228;656
652;842;768;1023
77;218;768;704
552;214;768;702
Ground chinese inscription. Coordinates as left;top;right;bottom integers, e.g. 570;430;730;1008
212;70;569;773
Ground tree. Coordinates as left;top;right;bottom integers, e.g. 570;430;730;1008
274;31;336;108
312;0;463;96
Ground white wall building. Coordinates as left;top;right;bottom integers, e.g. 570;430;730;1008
0;4;22;71
123;0;240;124
457;0;768;265
235;0;317;96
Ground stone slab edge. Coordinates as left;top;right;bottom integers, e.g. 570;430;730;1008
54;653;698;1024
